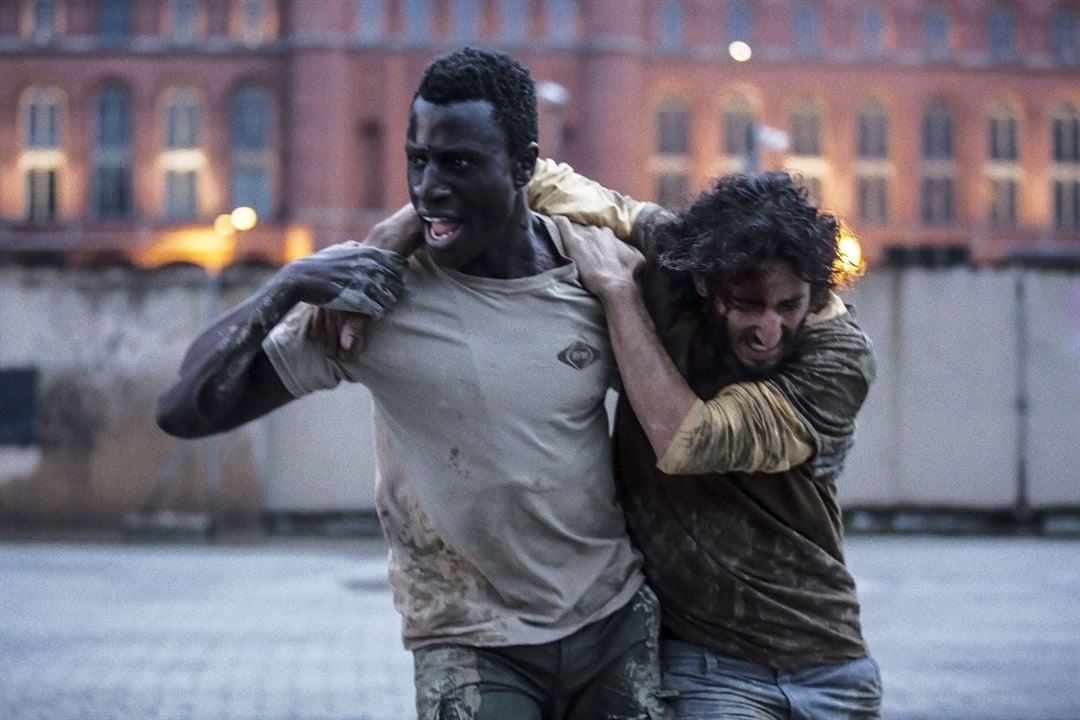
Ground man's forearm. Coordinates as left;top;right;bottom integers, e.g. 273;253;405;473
156;276;298;437
601;282;698;459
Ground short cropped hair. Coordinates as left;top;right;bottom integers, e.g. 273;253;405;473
415;47;538;157
658;172;842;303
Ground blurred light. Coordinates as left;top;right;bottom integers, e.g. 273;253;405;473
728;41;752;62
537;81;569;108
213;213;236;236
835;226;864;281
135;229;236;272
230;206;258;232
284;225;315;263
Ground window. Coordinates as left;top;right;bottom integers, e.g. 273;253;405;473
99;0;129;42
27;0;57;43
857;175;888;224
921;177;954;224
161;88;203;221
727;0;751;43
988;178;1018;228
656;98;689;155
790;97;822;156
360;122;384;210
988;105;1018;161
501;0;526;41
236;0;271;45
449;0;480;40
355;0;386;42
857;99;888;158
922;98;953;159
26;90;61;149
859;4;885;56
988;5;1016;62
230;86;274;218
921;98;955;225
792;0;821;57
169;0;197;42
654;96;690;209
656;173;689;209
1053;8;1079;65
1052;103;1080;163
22;87;64;223
856;99;889;223
92;84;133;219
547;0;576;40
402;0;432;41
721;94;756;158
1052;103;1080;230
657;0;683;52
924;5;950;59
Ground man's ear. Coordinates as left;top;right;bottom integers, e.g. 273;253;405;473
512;142;540;189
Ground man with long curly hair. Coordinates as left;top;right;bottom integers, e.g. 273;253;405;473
527;166;882;719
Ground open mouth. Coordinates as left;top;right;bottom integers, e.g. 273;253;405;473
422;216;463;250
740;340;782;365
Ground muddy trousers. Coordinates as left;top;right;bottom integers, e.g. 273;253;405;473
413;585;673;720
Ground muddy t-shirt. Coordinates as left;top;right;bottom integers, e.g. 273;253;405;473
263;215;643;650
616;261;876;670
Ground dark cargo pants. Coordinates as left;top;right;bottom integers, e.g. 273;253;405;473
413;585;672;720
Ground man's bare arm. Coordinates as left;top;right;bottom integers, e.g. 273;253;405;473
155;215;415;439
555;218;817;474
552;217;695;456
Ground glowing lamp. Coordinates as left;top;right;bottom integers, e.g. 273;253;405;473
230;206;258;232
728;41;752;62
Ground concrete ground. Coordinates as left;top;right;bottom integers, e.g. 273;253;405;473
1;535;1078;720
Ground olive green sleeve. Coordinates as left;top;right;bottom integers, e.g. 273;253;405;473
527;158;670;255
656;381;816;476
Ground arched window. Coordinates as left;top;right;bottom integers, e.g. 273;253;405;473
26;0;58;43
859;4;885;56
856;99;889;223
721;93;756;159
727;0;751;43
924;5;950;59
230;85;275;219
449;0;480;40
235;0;272;45
169;0;198;42
657;0;683;52
92;83;133;219
161;87;203;221
656;97;689;155
921;98;953;159
355;0;387;43
653;96;690;208
792;0;821;57
501;0;526;41
1052;102;1080;230
1053;8;1080;66
987;102;1020;228
790;96;822;156
402;0;432;42
99;0;130;43
22;86;64;223
857;99;888;158
921;98;955;224
989;4;1016;62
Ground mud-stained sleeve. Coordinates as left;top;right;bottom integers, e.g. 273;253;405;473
657;381;815;475
261;303;364;398
527;158;671;255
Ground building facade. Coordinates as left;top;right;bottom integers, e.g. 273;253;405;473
1;0;1079;267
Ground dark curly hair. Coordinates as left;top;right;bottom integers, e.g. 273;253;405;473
658;172;842;305
414;47;538;157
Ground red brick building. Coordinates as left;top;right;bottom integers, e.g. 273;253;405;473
1;0;1079;267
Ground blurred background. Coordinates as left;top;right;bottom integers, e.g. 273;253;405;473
1;0;1078;533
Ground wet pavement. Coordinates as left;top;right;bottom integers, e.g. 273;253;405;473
1;535;1078;720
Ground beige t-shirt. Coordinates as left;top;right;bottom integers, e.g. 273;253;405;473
263;216;644;649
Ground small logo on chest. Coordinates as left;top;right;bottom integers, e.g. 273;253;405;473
558;340;601;370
